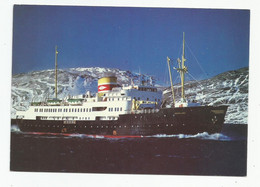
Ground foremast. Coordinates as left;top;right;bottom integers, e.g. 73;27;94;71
55;46;58;99
175;32;188;102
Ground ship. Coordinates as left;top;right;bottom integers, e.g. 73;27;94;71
14;33;228;136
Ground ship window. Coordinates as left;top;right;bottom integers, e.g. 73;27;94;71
69;109;71;112
138;97;140;100
147;98;149;101
111;108;113;112
89;108;91;112
83;108;85;112
92;107;107;111
120;107;122;111
86;108;88;112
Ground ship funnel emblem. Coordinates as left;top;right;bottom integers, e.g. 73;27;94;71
99;86;106;90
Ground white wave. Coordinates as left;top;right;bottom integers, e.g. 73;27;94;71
147;132;231;141
11;125;21;132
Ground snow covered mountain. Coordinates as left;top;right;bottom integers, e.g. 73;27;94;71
163;67;248;124
11;67;248;124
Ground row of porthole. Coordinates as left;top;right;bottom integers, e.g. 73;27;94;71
134;115;168;119
23;124;176;128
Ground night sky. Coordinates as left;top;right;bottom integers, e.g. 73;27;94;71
12;5;250;81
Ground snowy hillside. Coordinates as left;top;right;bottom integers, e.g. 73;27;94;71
163;67;248;124
11;67;248;124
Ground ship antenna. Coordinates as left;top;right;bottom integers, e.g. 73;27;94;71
55;45;58;99
167;56;175;106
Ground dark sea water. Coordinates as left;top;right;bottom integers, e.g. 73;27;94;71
10;124;247;176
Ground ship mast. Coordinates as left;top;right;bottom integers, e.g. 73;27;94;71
167;56;175;105
176;32;188;102
55;46;58;99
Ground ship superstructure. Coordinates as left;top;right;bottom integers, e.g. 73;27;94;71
16;76;162;122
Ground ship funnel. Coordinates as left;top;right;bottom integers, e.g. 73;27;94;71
98;75;118;95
